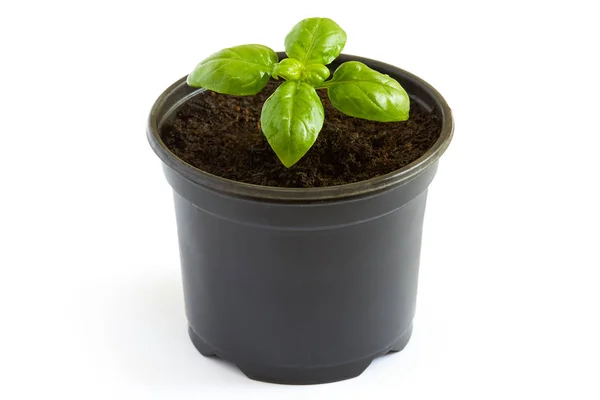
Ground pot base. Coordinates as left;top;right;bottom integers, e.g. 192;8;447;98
188;324;413;385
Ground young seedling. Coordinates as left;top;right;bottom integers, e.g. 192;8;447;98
187;17;410;167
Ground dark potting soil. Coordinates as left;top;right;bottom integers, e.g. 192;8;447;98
160;80;441;188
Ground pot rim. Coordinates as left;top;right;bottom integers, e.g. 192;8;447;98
147;53;453;202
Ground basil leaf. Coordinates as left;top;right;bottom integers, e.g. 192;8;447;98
302;64;330;86
273;59;330;86
187;44;278;95
260;81;324;167
325;61;410;122
272;58;303;81
285;17;346;65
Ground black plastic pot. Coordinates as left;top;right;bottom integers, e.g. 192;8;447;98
147;53;453;385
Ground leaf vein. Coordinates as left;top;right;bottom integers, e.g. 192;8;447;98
302;19;323;64
202;58;271;70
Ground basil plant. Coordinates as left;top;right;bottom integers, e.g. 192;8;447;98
187;17;410;167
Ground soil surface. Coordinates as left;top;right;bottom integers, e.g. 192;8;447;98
160;80;441;188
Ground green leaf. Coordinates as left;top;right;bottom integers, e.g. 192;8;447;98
285;17;346;65
272;58;303;81
324;61;410;122
273;59;330;86
187;44;278;95
260;81;324;167
302;64;330;85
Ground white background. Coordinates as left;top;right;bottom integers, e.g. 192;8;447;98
1;0;599;398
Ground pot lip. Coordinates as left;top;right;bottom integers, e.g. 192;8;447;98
147;53;453;202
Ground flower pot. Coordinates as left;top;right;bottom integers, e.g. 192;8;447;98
147;53;453;384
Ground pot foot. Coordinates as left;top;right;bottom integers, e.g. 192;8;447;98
187;323;413;384
387;323;414;354
188;325;217;357
238;359;373;385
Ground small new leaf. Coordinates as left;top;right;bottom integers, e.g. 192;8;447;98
272;58;303;81
187;44;278;95
285;18;346;65
302;64;330;85
324;61;410;122
260;81;324;167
